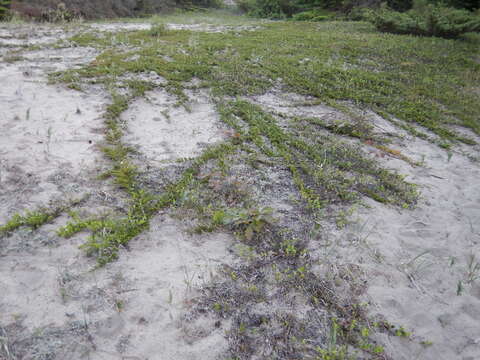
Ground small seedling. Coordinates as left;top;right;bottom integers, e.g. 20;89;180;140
421;340;433;347
465;253;480;285
447;151;453;162
457;280;464;296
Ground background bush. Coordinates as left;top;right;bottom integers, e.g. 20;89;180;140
237;0;479;20
370;2;480;38
0;0;11;19
431;0;479;10
237;0;411;19
8;0;220;20
291;8;332;21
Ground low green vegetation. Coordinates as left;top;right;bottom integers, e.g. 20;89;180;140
222;100;417;207
44;10;479;266
158;129;402;359
56;139;237;265
0;204;70;236
53;79;236;264
54;18;480;143
291;8;333;21
45;18;477;358
0;210;56;235
3;9;478;269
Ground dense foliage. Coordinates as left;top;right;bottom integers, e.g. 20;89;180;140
238;0;479;20
291;8;332;21
0;0;10;19
438;0;479;10
369;3;480;38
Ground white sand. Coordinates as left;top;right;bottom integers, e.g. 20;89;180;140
0;23;232;359
0;42;105;222
1;21;479;360
122;88;224;166
340;123;480;360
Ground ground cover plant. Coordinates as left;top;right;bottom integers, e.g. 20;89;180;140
1;8;479;360
54;17;480;142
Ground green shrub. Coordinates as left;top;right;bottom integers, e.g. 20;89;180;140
176;0;224;9
253;0;287;17
237;0;478;20
236;0;416;20
433;0;479;11
238;0;336;18
148;23;170;36
347;6;375;20
238;0;297;18
292;8;332;21
387;0;413;11
41;3;77;22
0;0;10;20
333;0;412;12
370;4;480;38
237;0;256;13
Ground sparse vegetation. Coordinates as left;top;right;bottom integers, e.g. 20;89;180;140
52;17;480;144
2;52;24;63
0;200;82;237
1;7;479;360
291;8;333;21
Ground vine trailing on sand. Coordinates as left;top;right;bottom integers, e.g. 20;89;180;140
56;86;240;265
0;198;84;238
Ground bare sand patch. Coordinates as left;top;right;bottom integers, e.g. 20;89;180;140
0;216;233;359
0;57;106;222
21;46;98;71
122;88;224;166
89;22;151;32
0;23;72;47
322;116;480;360
89;22;260;33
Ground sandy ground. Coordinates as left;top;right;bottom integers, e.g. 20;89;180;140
339;123;480;360
0;27;104;222
122;88;224;166
1;21;479;360
0;22;232;360
90;22;260;33
253;90;480;359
